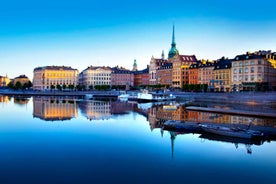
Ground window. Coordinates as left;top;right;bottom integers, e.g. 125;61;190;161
245;68;248;73
239;62;242;66
245;75;248;81
250;75;255;81
258;67;262;73
258;60;262;65
250;67;255;73
245;61;248;66
239;76;242;81
239;68;243;74
233;62;238;67
250;61;255;65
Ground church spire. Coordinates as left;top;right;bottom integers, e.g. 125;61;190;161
133;59;137;71
168;24;179;59
172;24;176;47
161;50;165;60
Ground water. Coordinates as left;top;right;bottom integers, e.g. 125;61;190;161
0;96;276;184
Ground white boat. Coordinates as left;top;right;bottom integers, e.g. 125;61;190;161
199;124;263;139
118;91;130;100
137;89;176;102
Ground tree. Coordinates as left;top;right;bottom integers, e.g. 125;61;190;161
50;85;55;91
15;81;22;90
7;82;15;90
89;85;93;90
62;84;67;91
56;84;62;91
68;84;74;91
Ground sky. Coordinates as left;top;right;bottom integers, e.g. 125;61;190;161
0;0;276;79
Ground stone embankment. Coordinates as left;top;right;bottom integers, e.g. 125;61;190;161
174;92;276;106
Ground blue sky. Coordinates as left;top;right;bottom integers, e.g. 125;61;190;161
0;0;276;79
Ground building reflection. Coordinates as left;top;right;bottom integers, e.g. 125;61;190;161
33;97;78;121
14;97;30;105
79;100;136;121
147;103;275;130
0;95;10;103
79;100;112;120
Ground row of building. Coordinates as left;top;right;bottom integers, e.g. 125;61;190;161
1;26;276;92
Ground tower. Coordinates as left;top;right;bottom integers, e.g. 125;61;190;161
168;24;179;59
133;59;137;71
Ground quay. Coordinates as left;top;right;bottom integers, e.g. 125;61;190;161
186;106;276;118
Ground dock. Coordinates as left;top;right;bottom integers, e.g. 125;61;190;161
185;106;276;118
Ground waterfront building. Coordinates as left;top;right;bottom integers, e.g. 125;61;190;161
111;66;134;88
188;63;199;85
156;63;172;87
80;66;112;90
166;25;198;88
213;57;232;92
231;50;276;91
0;75;10;87
198;61;215;90
33;66;78;91
149;51;169;85
14;75;31;86
134;65;149;87
33;97;78;121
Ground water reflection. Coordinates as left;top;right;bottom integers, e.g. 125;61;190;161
3;95;276;155
0;95;10;103
33;96;78;121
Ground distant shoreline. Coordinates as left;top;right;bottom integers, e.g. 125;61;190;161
1;90;276;105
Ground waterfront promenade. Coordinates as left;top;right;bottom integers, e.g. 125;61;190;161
1;89;276;106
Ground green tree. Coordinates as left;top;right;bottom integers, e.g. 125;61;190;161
56;84;62;91
62;84;67;91
15;81;22;90
7;82;15;90
50;85;55;91
68;84;74;91
89;85;93;90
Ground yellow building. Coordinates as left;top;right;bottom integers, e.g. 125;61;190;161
33;97;78;121
231;51;276;91
213;58;232;92
13;75;31;86
33;66;78;91
0;75;11;87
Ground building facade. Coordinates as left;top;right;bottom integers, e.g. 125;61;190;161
80;66;112;89
149;53;169;85
134;66;149;87
14;75;31;86
213;58;232;92
198;61;215;89
171;55;198;88
111;66;134;87
0;75;10;87
156;63;172;87
231;51;276;91
33;66;78;91
188;64;199;85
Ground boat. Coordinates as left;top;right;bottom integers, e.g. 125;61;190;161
163;120;201;133
199;124;264;139
137;89;176;102
118;91;130;101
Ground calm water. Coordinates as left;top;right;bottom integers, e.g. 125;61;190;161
0;96;276;184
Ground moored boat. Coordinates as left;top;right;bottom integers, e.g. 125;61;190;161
137;89;176;102
199;124;263;139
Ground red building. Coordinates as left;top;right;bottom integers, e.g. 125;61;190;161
134;66;149;87
111;67;134;88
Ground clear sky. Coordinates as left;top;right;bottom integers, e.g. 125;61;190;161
0;0;276;79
